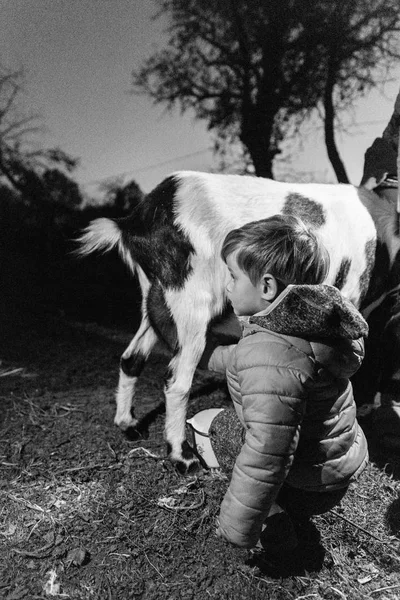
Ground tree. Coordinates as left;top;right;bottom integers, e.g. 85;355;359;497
0;65;79;199
113;180;144;213
98;178;144;214
42;169;83;209
133;0;400;181
313;1;400;182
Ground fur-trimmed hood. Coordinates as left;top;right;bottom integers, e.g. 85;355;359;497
242;284;368;380
249;284;368;340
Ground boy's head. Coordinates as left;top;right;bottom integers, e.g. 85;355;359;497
221;214;330;316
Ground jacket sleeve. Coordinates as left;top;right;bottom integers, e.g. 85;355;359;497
205;344;237;375
217;339;312;548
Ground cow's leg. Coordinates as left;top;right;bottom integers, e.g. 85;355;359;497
373;298;400;451
352;303;385;406
163;284;218;474
114;266;158;431
164;343;207;474
114;315;158;431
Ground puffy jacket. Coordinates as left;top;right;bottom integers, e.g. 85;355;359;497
207;284;369;548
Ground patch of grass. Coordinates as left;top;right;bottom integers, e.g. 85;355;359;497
1;299;400;599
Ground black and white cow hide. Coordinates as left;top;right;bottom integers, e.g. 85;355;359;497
77;171;400;472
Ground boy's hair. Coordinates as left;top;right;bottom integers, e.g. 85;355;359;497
221;214;330;286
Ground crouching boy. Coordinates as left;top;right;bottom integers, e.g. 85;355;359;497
201;214;369;553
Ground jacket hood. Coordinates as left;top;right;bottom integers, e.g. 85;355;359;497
249;284;368;340
246;284;368;379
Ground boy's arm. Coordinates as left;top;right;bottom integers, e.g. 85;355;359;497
197;335;237;374
216;342;310;548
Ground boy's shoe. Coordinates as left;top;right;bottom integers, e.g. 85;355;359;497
257;511;299;556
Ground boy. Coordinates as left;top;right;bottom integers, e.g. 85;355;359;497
201;214;369;552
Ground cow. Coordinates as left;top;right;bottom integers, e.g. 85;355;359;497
351;182;400;450
77;171;400;473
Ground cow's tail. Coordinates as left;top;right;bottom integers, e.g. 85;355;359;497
75;218;136;275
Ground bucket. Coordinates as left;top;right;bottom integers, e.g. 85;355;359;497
186;408;224;468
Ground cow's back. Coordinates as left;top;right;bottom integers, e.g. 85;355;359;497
173;171;376;308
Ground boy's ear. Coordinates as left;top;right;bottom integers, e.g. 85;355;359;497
261;273;279;301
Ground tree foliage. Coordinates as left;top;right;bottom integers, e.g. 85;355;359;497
0;65;80;202
133;0;400;181
98;177;145;213
42;169;83;209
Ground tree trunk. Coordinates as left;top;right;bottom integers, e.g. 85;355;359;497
324;65;349;184
247;140;275;179
240;118;277;179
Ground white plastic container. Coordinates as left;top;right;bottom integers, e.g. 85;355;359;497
186;408;224;468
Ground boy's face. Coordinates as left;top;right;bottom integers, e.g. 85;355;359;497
226;252;274;316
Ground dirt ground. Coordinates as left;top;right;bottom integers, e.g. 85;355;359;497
1;294;400;600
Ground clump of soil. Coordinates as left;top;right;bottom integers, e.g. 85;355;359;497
1;297;400;599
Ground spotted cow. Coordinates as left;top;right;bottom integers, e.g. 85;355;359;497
78;171;392;473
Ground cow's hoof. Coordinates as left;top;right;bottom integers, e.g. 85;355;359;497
174;457;202;475
114;415;139;431
167;441;202;475
115;416;146;441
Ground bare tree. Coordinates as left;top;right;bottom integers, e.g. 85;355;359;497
315;0;400;182
133;0;400;181
0;65;78;198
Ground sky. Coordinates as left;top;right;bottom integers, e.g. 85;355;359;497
2;0;400;197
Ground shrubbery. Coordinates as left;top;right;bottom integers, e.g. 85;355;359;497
0;181;143;331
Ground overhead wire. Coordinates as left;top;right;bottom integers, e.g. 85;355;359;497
80;147;213;187
78;116;390;189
